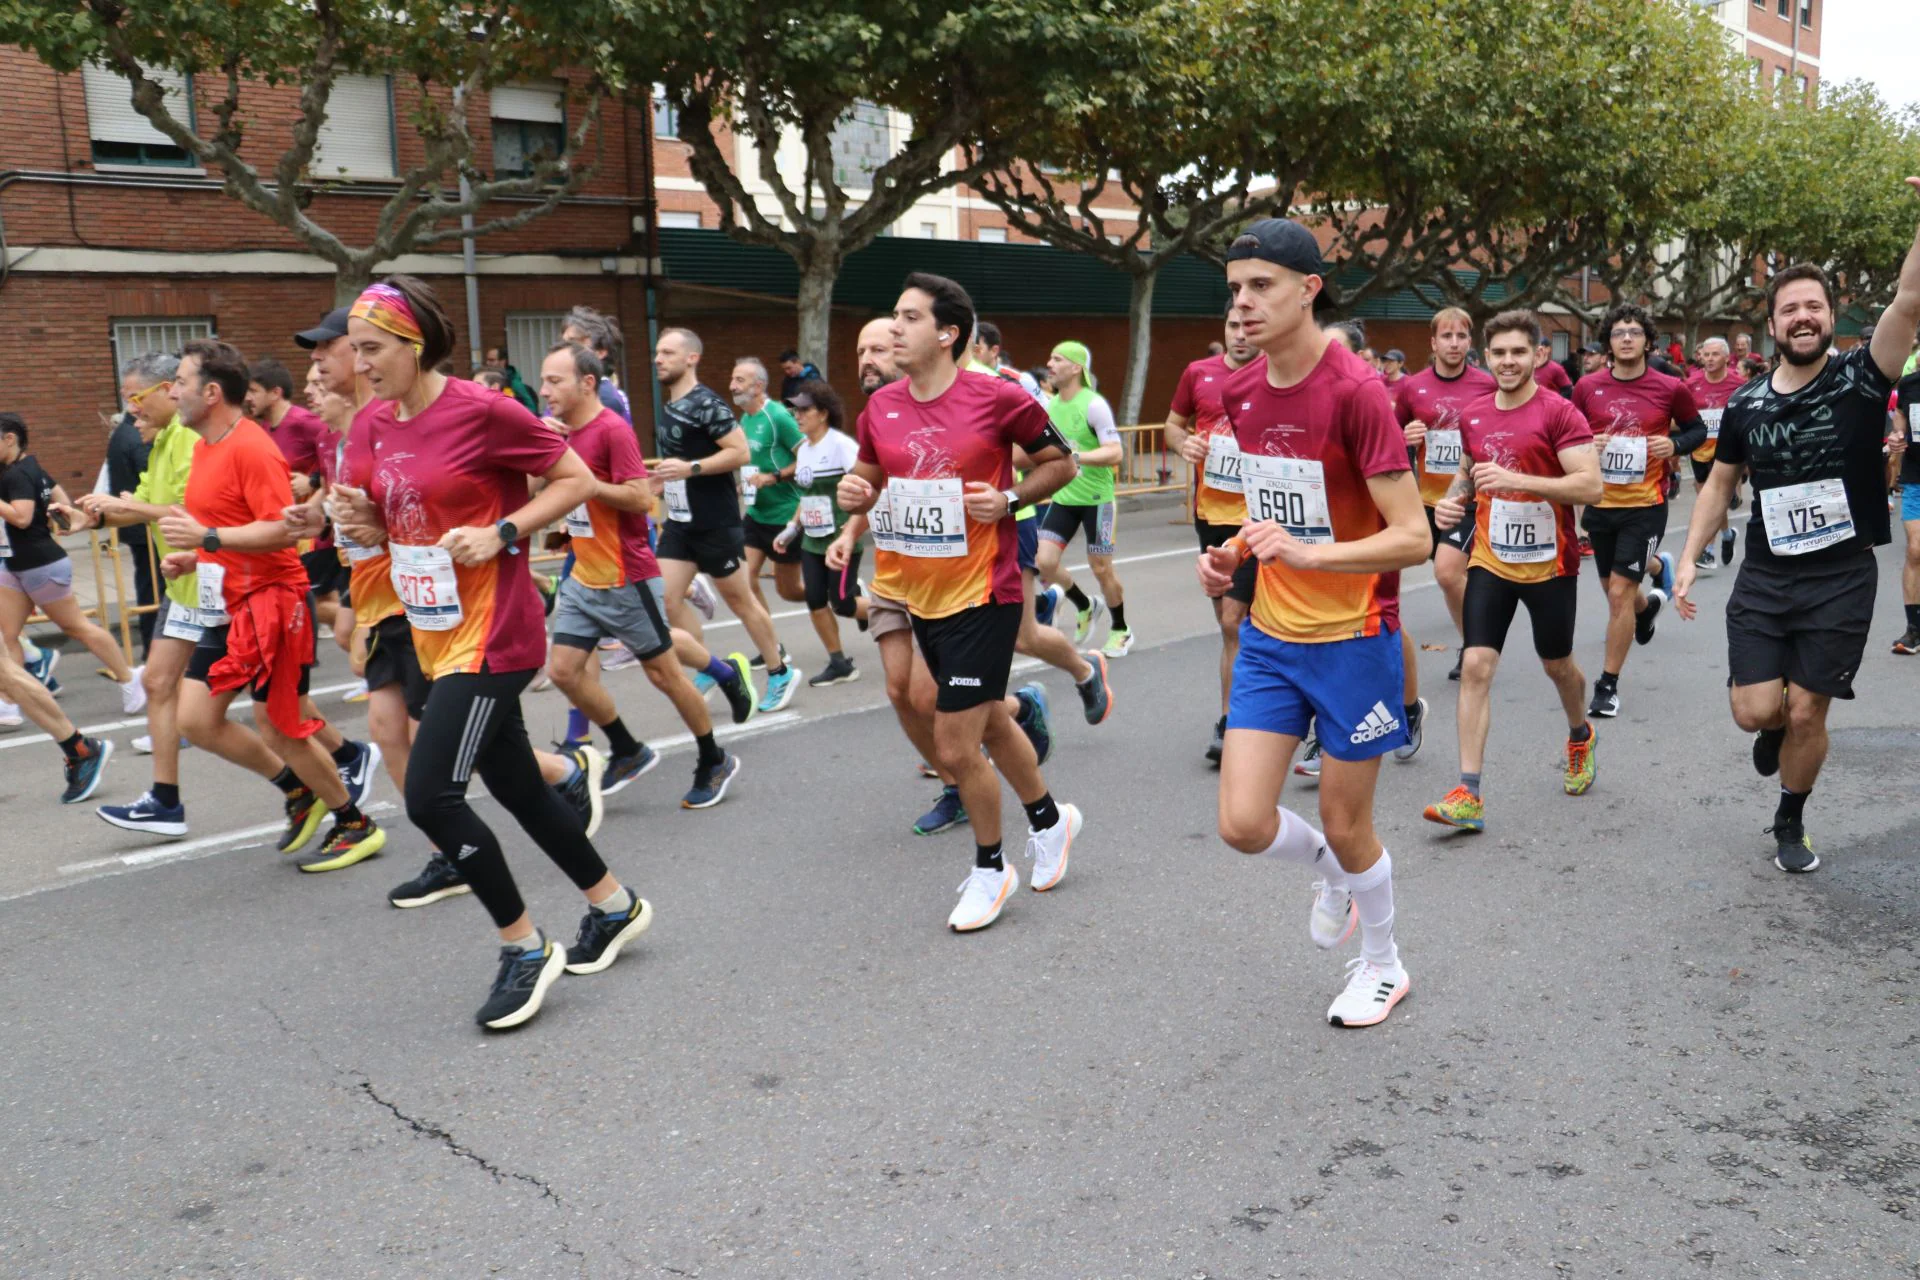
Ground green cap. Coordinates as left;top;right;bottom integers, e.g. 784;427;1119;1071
1051;340;1095;389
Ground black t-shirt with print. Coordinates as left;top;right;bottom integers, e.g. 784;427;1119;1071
0;453;66;571
655;383;741;530
1716;346;1894;568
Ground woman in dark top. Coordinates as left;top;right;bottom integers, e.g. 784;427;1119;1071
0;413;146;715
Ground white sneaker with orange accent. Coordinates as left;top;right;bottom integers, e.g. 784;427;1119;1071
949;863;1018;932
1326;957;1410;1027
1027;803;1082;892
1309;879;1356;950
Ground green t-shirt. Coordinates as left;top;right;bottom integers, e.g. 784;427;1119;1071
792;429;863;555
1049;387;1121;506
740;401;805;525
132;416;199;609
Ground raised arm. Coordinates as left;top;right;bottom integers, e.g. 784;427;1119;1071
1869;177;1920;383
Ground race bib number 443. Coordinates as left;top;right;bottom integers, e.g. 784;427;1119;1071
888;477;967;558
1241;454;1333;544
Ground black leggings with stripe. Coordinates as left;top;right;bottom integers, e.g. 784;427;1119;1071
405;668;607;928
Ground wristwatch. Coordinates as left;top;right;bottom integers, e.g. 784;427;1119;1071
1001;488;1020;516
689;460;703;476
496;519;520;556
201;528;221;553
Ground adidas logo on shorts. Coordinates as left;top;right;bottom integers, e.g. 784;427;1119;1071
1349;701;1401;746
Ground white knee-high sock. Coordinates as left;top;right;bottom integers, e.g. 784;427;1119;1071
1261;806;1343;884
1347;850;1399;970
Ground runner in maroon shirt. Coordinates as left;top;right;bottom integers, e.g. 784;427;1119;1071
1686;336;1744;570
1534;341;1574;398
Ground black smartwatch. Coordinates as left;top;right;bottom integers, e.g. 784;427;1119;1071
201;528;222;553
690;460;703;477
496;519;520;556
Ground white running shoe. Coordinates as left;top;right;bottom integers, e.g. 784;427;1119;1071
0;699;21;730
1326;957;1411;1028
598;639;640;671
343;679;371;702
688;573;719;621
1027;802;1082;892
1309;879;1357;949
120;669;148;715
132;735;190;755
949;863;1019;931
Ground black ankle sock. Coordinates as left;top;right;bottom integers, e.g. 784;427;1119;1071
1109;603;1128;631
1023;792;1061;831
1065;584;1091;611
332;803;365;826
269;767;303;796
58;731;85;761
695;733;724;769
1569;722;1593;744
1598;671;1619;689
829;649;846;664
1404;700;1421;723
330;740;359;767
1775;787;1809;826
603;717;641;758
975;841;1004;871
1907;604;1920;631
152;782;181;809
768;663;787;678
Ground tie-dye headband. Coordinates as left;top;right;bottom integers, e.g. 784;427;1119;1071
350;283;424;353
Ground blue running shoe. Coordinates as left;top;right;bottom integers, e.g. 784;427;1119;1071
759;665;799;713
914;785;967;836
1034;584;1062;629
1014;682;1053;766
1652;550;1675;600
26;647;58;687
97;789;187;838
603;743;659;795
338;740;381;809
683;751;741;809
60;738;113;805
692;670;717;695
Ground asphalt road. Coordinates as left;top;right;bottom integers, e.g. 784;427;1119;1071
3;498;1917;1279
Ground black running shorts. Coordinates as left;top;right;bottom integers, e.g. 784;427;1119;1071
1726;553;1876;699
1462;567;1578;660
1425;502;1474;560
657;521;745;578
1581;503;1668;583
910;602;1022;713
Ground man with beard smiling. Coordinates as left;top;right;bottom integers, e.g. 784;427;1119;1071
1674;178;1920;874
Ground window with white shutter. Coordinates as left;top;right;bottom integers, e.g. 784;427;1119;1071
111;318;215;371
83;63;196;168
491;83;566;177
311;75;397;180
505;312;568;374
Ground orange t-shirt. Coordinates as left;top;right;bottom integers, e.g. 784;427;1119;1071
1169;353;1250;525
182;418;307;604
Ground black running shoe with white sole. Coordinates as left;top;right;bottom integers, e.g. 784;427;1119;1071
1588;683;1619;719
1634;591;1663;646
389;854;471;908
476;941;567;1030
1769;821;1819;873
1752;726;1785;778
564;893;655;974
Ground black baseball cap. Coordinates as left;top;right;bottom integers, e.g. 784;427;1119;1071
1226;219;1325;277
294;307;351;349
1384;348;1405;363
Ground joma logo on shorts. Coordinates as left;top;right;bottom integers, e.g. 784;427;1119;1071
948;676;981;687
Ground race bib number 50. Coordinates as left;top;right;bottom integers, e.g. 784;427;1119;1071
1241;454;1333;544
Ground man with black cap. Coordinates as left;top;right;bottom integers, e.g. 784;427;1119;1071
1197;218;1429;1029
1381;349;1406;386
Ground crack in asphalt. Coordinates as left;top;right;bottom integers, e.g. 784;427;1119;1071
354;1079;562;1205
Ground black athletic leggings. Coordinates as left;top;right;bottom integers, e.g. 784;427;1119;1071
406;669;607;928
800;544;862;617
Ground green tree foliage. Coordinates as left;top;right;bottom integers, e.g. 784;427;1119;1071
0;0;623;300
636;0;1138;375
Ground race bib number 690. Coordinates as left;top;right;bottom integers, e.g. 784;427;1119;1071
1241;454;1334;545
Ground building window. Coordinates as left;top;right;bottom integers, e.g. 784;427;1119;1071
1799;0;1812;26
831;101;890;191
504;312;567;374
1772;66;1785;90
1749;56;1764;82
977;227;1009;244
83;64;196;168
311;75;396;180
111;317;214;371
652;85;679;140
918;221;939;239
491;83;565;178
1551;331;1570;361
1776;0;1788;16
1796;73;1810;100
657;210;702;229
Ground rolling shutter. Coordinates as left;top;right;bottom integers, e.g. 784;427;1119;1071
311;75;396;179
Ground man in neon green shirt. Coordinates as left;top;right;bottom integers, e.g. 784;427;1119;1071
730;356;807;648
1035;341;1135;657
65;355;202;837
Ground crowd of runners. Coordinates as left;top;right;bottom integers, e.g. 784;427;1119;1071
2;178;1916;1033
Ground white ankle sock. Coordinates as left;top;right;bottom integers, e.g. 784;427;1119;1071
1347;851;1399;970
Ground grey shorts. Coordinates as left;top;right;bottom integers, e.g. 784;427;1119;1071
0;558;73;606
866;588;913;640
155;596;206;644
550;575;674;662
